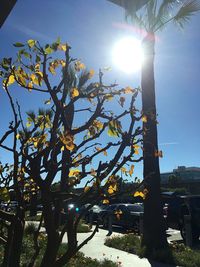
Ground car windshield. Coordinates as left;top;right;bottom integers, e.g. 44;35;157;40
127;204;144;212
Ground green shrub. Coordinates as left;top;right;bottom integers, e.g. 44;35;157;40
105;234;141;254
77;221;91;233
66;252;118;267
0;228;117;267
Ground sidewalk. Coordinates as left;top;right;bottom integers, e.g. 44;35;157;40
62;228;176;267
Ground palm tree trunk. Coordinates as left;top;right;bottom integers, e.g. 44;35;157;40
141;32;168;253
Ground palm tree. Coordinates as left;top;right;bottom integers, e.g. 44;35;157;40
107;0;200;254
0;0;17;28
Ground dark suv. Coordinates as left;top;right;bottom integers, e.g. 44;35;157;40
100;203;144;231
162;192;200;243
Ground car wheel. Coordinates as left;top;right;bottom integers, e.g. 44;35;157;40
180;224;186;241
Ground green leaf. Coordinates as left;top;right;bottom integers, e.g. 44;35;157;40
13;42;25;47
56;37;61;45
27;39;36;48
45;45;53;54
107;120;122;137
23;51;31;59
36;55;41;63
0;187;10;202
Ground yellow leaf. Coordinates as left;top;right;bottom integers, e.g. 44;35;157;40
16;134;20;139
134;191;145;199
121;167;126;173
103;199;110;204
7;75;15;86
69;169;80;177
124;86;135;94
90;168;96;176
33;141;38;148
26;122;32;128
71;87;79;98
36;71;43;78
48;65;56;75
88;69;95;79
27;81;33;91
60;132;75;151
44;98;51;105
155;150;163;158
58;44;67;51
129;165;135;176
30;74;37;83
61;146;65;151
75;61;85;71
60;60;66;67
142;115;147;123
27;39;36;48
103;150;107;156
108;184;117;195
114;210;123;220
84;186;90;193
18;75;26;86
105;94;113;101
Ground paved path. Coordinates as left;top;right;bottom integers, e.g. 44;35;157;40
62;228;176;267
26;221;177;266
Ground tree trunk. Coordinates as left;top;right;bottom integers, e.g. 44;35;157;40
55;212;77;267
141;32;168;253
29;193;37;217
40;190;60;267
9;209;25;267
9;215;25;267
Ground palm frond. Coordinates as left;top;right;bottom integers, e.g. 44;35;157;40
26;111;36;121
154;0;179;31
146;0;157;30
38;108;45;116
128;13;148;31
174;0;200;28
108;0;150;13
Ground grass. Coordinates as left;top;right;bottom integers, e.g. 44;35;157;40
105;233;200;267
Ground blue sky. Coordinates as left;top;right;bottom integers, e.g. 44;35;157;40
0;0;200;182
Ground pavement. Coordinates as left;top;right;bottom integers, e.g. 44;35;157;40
26;221;179;266
62;228;176;267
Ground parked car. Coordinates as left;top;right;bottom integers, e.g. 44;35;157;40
162;192;200;243
100;203;144;231
81;204;106;223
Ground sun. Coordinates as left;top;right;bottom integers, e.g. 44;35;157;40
112;37;144;74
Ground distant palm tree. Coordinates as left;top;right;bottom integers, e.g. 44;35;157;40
107;0;200;253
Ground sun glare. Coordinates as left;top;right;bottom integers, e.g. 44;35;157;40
112;37;143;74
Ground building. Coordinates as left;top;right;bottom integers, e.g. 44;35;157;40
161;166;200;194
